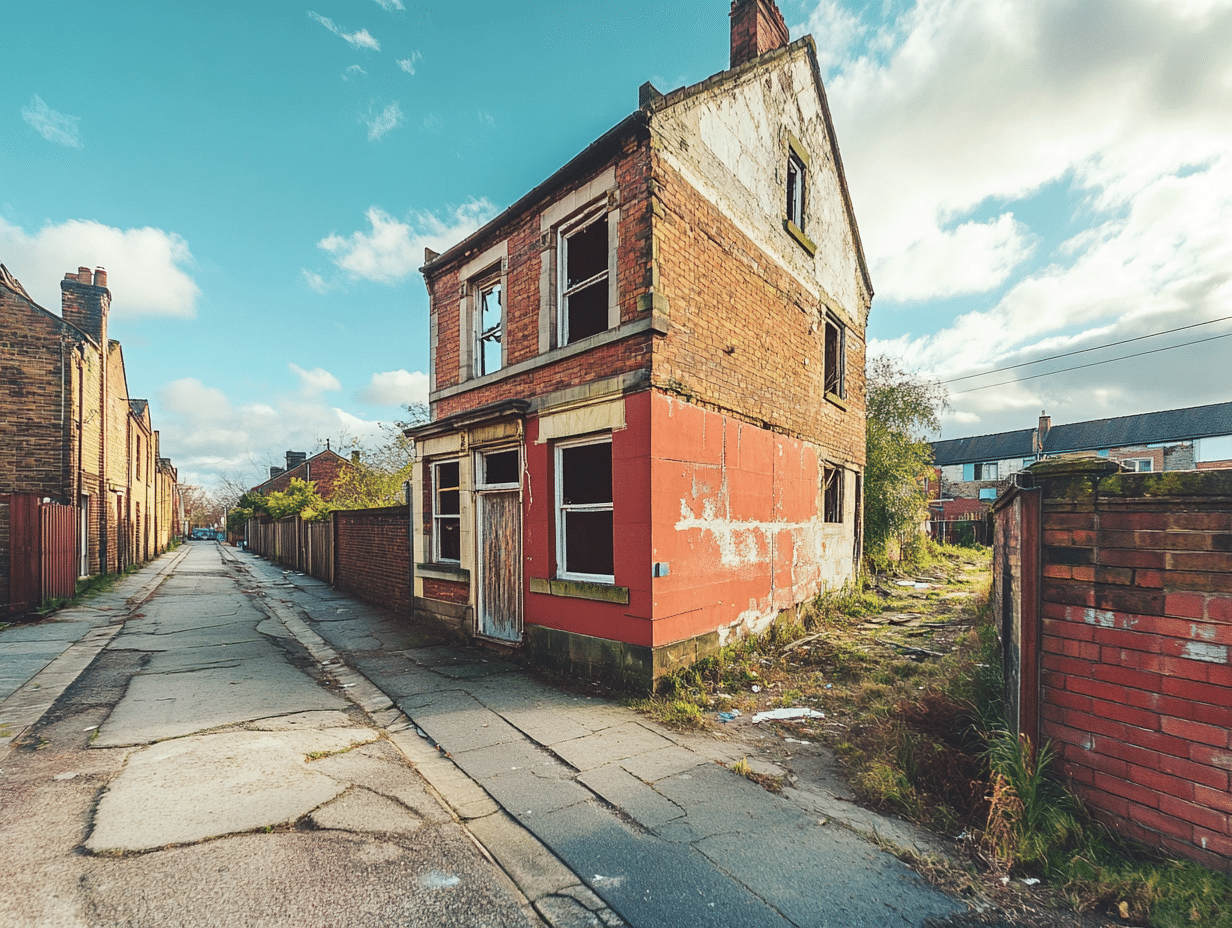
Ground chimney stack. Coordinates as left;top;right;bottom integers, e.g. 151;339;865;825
286;450;307;471
61;264;111;346
1036;411;1051;454
730;0;790;69
270;466;285;480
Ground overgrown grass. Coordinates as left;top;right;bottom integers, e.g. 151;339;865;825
32;563;144;617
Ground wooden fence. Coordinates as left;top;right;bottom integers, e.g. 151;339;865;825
245;515;333;584
1;494;77;616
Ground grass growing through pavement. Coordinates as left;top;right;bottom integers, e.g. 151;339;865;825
33;563;143;617
632;541;1232;927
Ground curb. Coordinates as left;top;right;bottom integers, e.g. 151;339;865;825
262;593;624;928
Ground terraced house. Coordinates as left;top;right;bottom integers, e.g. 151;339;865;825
407;0;872;688
0;263;180;616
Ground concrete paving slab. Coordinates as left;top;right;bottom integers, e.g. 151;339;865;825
310;742;453;824
138;639;278;672
525;801;795;928
550;722;676;772
500;707;594;746
484;768;594;818
248;710;355;731
310;787;425;835
695;824;961;927
618;746;706;783
94;661;347;746
87;728;377;852
578;765;685;829
650;762;802;838
447;738;569;782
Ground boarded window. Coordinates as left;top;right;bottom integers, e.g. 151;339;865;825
556;438;613;579
477;278;503;376
434;460;461;562
560;212;609;344
823;465;844;523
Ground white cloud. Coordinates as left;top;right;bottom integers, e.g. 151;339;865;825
342;64;368;81
308;12;380;51
155;377;389;490
301;268;336;293
0;216;199;318
373;0;405;9
478;110;495;128
317;199;498;284
289;363;342;396
359;369;428;405
21;95;82;148
792;0;867;72
808;0;1232;433
363;101;403;140
397;51;423;74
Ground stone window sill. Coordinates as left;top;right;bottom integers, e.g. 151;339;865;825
529;577;630;604
784;219;817;256
825;391;848;412
417;563;469;583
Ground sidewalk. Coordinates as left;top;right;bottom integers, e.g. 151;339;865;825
226;546;962;928
0;545;189;757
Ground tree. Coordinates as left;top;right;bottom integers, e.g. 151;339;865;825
264;478;331;522
180;485;223;527
225;490;268;534
329;403;428;510
863;356;947;564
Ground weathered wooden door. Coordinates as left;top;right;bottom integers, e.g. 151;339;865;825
477;490;522;642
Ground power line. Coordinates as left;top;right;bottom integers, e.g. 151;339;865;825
949;331;1232;395
941;314;1232;385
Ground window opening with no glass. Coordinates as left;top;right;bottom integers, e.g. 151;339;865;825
559;211;609;345
477;277;503;376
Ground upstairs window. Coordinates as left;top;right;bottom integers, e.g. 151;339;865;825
433;460;461;562
559;209;610;345
787;150;806;230
824;317;846;400
555;437;613;581
973;462;999;481
475;273;503;377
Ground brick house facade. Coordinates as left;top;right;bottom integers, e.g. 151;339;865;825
1;262;179;614
250;448;354;499
407;0;872;687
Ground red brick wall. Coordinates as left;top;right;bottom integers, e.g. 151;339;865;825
423;578;468;604
1028;463;1232;873
255;452;353;499
651;155;866;466
0;497;10;610
334;507;412;613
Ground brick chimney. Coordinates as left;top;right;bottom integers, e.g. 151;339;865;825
730;0;790;69
1035;411;1052;455
286;450;308;471
61;265;110;346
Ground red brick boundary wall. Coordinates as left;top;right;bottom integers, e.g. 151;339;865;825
994;459;1232;874
333;507;412;613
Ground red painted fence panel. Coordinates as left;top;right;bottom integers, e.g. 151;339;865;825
40;502;77;604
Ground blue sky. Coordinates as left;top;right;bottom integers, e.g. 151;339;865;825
4;1;1231;490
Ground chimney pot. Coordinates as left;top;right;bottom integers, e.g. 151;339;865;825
94;267;108;288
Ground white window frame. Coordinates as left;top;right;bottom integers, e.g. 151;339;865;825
554;435;614;584
432;459;461;564
1123;458;1153;473
474;446;521;491
474;269;503;378
557;205;612;347
787;149;806;231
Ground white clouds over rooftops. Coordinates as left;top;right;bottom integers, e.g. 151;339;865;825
363;101;403;140
22;95;82;148
289;363;342;396
359;369;428;406
0;216;199;318
307;12;380;51
316;199;498;285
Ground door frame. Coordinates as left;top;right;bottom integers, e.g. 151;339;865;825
473;444;523;642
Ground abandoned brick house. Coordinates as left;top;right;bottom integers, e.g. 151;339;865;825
934;403;1232;502
0;263;180;615
406;0;872;686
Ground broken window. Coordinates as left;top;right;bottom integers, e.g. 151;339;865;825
556;437;613;580
433;460;461;562
824;317;846;400
476;276;503;376
479;448;519;488
1123;458;1153;473
823;465;844;523
787;149;806;231
973;462;998;481
559;210;610;345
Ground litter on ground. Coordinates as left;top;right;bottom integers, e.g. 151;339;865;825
752;707;825;723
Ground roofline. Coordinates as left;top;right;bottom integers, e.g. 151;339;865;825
642;36;874;303
405;398;531;441
249;448;352;493
420;113;647;276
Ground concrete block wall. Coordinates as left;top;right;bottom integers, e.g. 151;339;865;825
334;508;412;613
1026;462;1232;874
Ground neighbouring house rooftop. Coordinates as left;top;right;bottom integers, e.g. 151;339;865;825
932;400;1232;466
